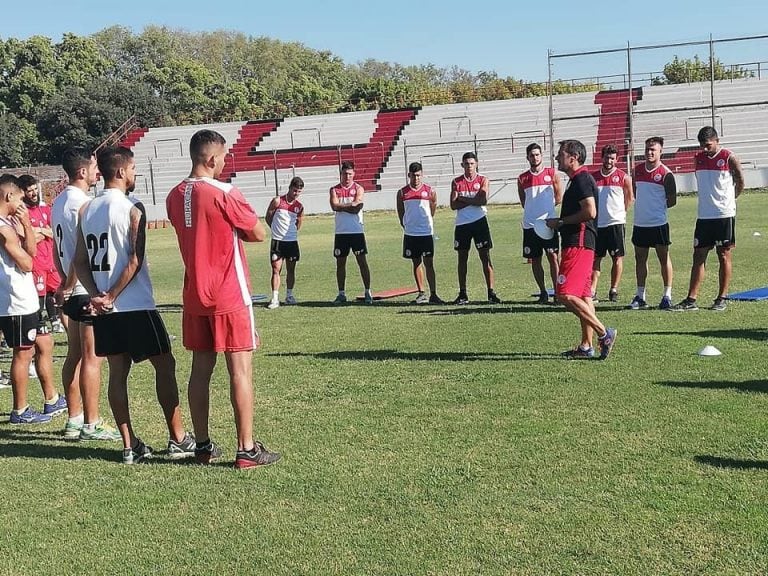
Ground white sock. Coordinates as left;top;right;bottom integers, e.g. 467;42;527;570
271;290;279;302
636;286;646;300
12;405;29;415
68;413;84;426
44;393;60;405
663;286;672;298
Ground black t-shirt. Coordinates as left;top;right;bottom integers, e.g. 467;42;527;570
560;168;598;250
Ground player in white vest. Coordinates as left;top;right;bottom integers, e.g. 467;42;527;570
590;144;633;303
673;126;744;311
74;146;194;464
0;174;62;424
330;161;372;304
396;162;444;304
51;147;120;441
265;176;304;309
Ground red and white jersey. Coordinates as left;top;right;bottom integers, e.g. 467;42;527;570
51;185;90;296
592;167;628;227
167;177;259;316
399;183;434;236
27;203;56;273
453;173;488;226
695;148;736;219
80;189;155;312
0;216;39;316
270;195;303;241
332;182;364;234
633;163;672;227
518;167;557;228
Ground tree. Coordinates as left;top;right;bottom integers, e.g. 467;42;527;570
653;55;752;85
0;113;39;167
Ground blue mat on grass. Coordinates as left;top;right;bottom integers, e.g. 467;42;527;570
727;287;768;301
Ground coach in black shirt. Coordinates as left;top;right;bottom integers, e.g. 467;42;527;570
547;139;617;360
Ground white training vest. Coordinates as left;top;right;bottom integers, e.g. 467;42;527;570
51;185;90;296
0;217;39;316
79;189;156;312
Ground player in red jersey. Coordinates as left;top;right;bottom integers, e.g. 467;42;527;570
167;129;280;469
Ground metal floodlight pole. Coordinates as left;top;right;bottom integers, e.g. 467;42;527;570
710;34;716;127
547;49;555;168
627;42;634;169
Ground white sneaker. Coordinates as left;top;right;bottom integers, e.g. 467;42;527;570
266;300;280;310
285;295;297;305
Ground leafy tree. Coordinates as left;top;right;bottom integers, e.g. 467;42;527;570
0;113;39;167
653;55;752;85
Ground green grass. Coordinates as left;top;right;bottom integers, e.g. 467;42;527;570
2;192;768;575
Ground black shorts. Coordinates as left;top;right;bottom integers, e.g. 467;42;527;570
694;217;735;249
522;227;559;258
61;294;95;325
596;224;626;258
454;216;493;251
93;310;171;362
632;224;671;248
0;312;38;348
403;235;434;259
270;239;300;262
334;233;367;257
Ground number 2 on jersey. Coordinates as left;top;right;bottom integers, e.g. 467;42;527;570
86;232;111;272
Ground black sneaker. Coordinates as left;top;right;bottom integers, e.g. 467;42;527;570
123;439;154;465
428;294;446;304
234;441;281;470
487;291;502;304
167;432;196;460
452;293;469;305
710;297;727;311
671;297;698;311
536;293;549;304
194;439;223;465
608;289;619;303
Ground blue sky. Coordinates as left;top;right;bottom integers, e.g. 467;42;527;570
5;0;768;82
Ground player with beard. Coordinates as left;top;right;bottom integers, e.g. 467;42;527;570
74;147;194;464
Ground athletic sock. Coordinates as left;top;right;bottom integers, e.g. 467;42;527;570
286;289;294;298
69;413;84;426
364;288;372;297
636;286;646;300
338;290;346;297
12;405;29;416
44;393;60;406
663;286;672;298
271;290;279;302
196;439;211;450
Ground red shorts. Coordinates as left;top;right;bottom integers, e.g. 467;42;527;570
556;247;594;298
182;305;260;353
32;267;61;297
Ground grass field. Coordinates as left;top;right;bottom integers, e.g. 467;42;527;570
1;191;767;575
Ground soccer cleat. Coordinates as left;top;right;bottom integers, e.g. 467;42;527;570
166;432;196;460
63;419;84;440
658;296;673;310
413;292;429;304
333;294;347;305
428;294;446;305
42;395;68;417
710;297;727;312
194;439;223;465
79;420;121;441
123;439;154;464
598;328;618;360
487;291;502;304
9;406;52;425
266;300;280;310
452;293;469;305
671;297;698;311
234;441;281;469
608;289;619;303
285;295;298;305
628;296;648;310
562;346;595;359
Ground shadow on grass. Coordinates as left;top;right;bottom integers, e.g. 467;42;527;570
659;380;768;393
635;328;768;341
0;430;117;461
397;304;564;316
695;455;768;470
270;349;563;361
